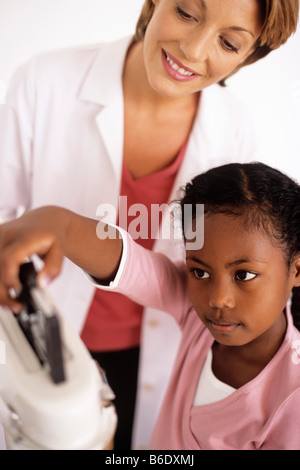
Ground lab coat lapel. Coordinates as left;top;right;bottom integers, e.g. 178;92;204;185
78;37;132;183
169;91;212;201
156;89;214;258
95;90;124;185
168;85;230;204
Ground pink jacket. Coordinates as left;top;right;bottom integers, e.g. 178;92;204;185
92;230;300;450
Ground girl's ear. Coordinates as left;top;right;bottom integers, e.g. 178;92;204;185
292;256;300;287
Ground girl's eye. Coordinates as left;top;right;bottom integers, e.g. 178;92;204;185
190;268;210;280
221;37;239;54
235;271;257;282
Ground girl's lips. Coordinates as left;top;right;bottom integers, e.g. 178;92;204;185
208;319;241;333
161;49;201;82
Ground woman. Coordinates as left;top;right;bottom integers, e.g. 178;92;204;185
0;0;298;449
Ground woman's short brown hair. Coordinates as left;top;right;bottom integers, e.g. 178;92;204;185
134;0;299;84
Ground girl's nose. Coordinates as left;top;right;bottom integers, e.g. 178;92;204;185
208;280;235;310
179;27;211;64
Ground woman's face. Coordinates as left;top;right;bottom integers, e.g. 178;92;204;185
143;0;264;97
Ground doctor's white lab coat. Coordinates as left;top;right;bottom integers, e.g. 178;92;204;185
0;37;256;449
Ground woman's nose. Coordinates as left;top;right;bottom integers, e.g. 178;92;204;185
179;27;211;64
208;280;235;310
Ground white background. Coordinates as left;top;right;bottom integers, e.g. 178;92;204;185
0;0;299;450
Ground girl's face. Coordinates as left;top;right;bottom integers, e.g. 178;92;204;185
186;213;300;348
143;0;264;97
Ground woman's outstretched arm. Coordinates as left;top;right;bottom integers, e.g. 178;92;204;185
0;206;123;312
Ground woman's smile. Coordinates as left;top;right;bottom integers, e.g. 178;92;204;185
162;49;202;81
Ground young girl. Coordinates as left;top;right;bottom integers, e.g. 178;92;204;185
0;161;299;449
0;0;299;448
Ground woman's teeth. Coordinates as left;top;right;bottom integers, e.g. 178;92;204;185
165;53;194;77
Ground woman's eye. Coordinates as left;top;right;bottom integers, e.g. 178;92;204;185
221;38;239;53
235;271;257;281
176;6;195;21
191;269;210;280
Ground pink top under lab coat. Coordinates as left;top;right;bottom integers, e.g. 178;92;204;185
90;229;300;450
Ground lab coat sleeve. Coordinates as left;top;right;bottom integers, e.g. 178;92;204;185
0;58;37;221
86;227;190;327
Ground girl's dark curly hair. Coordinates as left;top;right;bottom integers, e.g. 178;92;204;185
180;162;300;330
